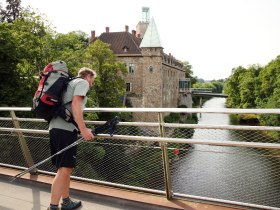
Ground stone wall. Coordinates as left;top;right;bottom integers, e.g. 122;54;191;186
162;64;185;108
117;47;185;122
119;56;144;109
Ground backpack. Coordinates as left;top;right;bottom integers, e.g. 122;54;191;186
32;60;75;123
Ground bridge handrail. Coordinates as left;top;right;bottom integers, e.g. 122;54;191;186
1;107;280;114
1;127;280;150
190;88;213;93
1;107;280;210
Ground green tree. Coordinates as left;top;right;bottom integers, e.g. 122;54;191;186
84;40;127;119
256;56;280;130
50;31;89;73
257;56;280;107
224;66;246;108
0;22;21;106
0;10;56;107
238;65;261;108
0;7;92;107
211;80;224;93
0;0;22;23
182;61;193;77
182;61;197;86
193;81;215;90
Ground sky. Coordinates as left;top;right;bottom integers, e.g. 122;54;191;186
2;0;280;80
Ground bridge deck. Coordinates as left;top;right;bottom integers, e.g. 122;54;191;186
0;167;241;210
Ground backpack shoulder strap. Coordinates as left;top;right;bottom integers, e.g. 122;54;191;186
69;76;82;82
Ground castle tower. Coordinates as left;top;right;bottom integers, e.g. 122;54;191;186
142;7;150;22
140;17;164;114
136;7;150;38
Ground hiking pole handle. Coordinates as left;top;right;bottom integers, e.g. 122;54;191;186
92;116;119;137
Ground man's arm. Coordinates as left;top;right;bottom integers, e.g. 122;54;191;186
72;95;94;141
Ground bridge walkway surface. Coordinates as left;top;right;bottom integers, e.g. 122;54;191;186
0;167;242;210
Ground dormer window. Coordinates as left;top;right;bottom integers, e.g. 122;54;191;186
123;46;129;53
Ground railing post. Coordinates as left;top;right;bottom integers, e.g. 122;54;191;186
10;111;37;174
199;97;202;117
158;113;173;200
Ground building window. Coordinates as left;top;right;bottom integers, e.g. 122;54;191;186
126;83;132;92
149;65;153;73
128;63;135;74
179;78;190;92
123;46;129;52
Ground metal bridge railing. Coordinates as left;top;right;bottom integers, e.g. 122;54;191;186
190;88;213;93
0;107;280;210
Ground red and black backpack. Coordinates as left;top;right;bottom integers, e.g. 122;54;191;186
32;60;75;123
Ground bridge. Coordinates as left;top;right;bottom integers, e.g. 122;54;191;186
179;88;228;108
1;107;280;210
190;88;228;98
192;92;228;98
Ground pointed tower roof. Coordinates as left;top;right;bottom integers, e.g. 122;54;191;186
140;17;163;48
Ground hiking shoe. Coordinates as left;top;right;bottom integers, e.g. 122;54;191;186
47;207;61;210
61;198;82;210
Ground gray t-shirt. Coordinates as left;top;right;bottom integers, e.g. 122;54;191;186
49;78;89;131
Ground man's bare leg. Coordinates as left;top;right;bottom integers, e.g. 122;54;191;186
50;167;73;205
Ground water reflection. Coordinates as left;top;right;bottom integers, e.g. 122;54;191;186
171;98;280;208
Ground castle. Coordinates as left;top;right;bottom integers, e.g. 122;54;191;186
90;8;190;121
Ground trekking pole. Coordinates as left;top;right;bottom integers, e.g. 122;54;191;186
10;116;119;182
10;138;83;182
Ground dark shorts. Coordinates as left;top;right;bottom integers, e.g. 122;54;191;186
49;128;78;169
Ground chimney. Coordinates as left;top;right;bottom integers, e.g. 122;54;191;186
106;27;110;33
168;53;172;63
132;30;136;36
91;30;96;39
125;25;129;32
169;54;173;64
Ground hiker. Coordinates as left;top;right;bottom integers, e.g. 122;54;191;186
47;67;96;210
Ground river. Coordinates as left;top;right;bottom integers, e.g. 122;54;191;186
171;97;280;208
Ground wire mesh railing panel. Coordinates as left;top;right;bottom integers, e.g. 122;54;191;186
0;130;55;171
170;141;280;208
116;125;160;137
0;119;14;128
0;116;166;191
19;120;49;130
1;107;280;209
0;132;26;167
165;127;195;139
24;132;56;172
74;139;165;190
165;126;279;144
230;130;278;143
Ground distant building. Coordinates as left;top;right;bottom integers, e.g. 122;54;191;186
90;9;190;121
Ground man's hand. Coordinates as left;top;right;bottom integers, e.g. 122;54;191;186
80;127;94;141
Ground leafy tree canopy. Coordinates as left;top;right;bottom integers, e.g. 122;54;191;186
84;40;127;119
0;1;127;113
224;56;280;130
0;0;22;23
